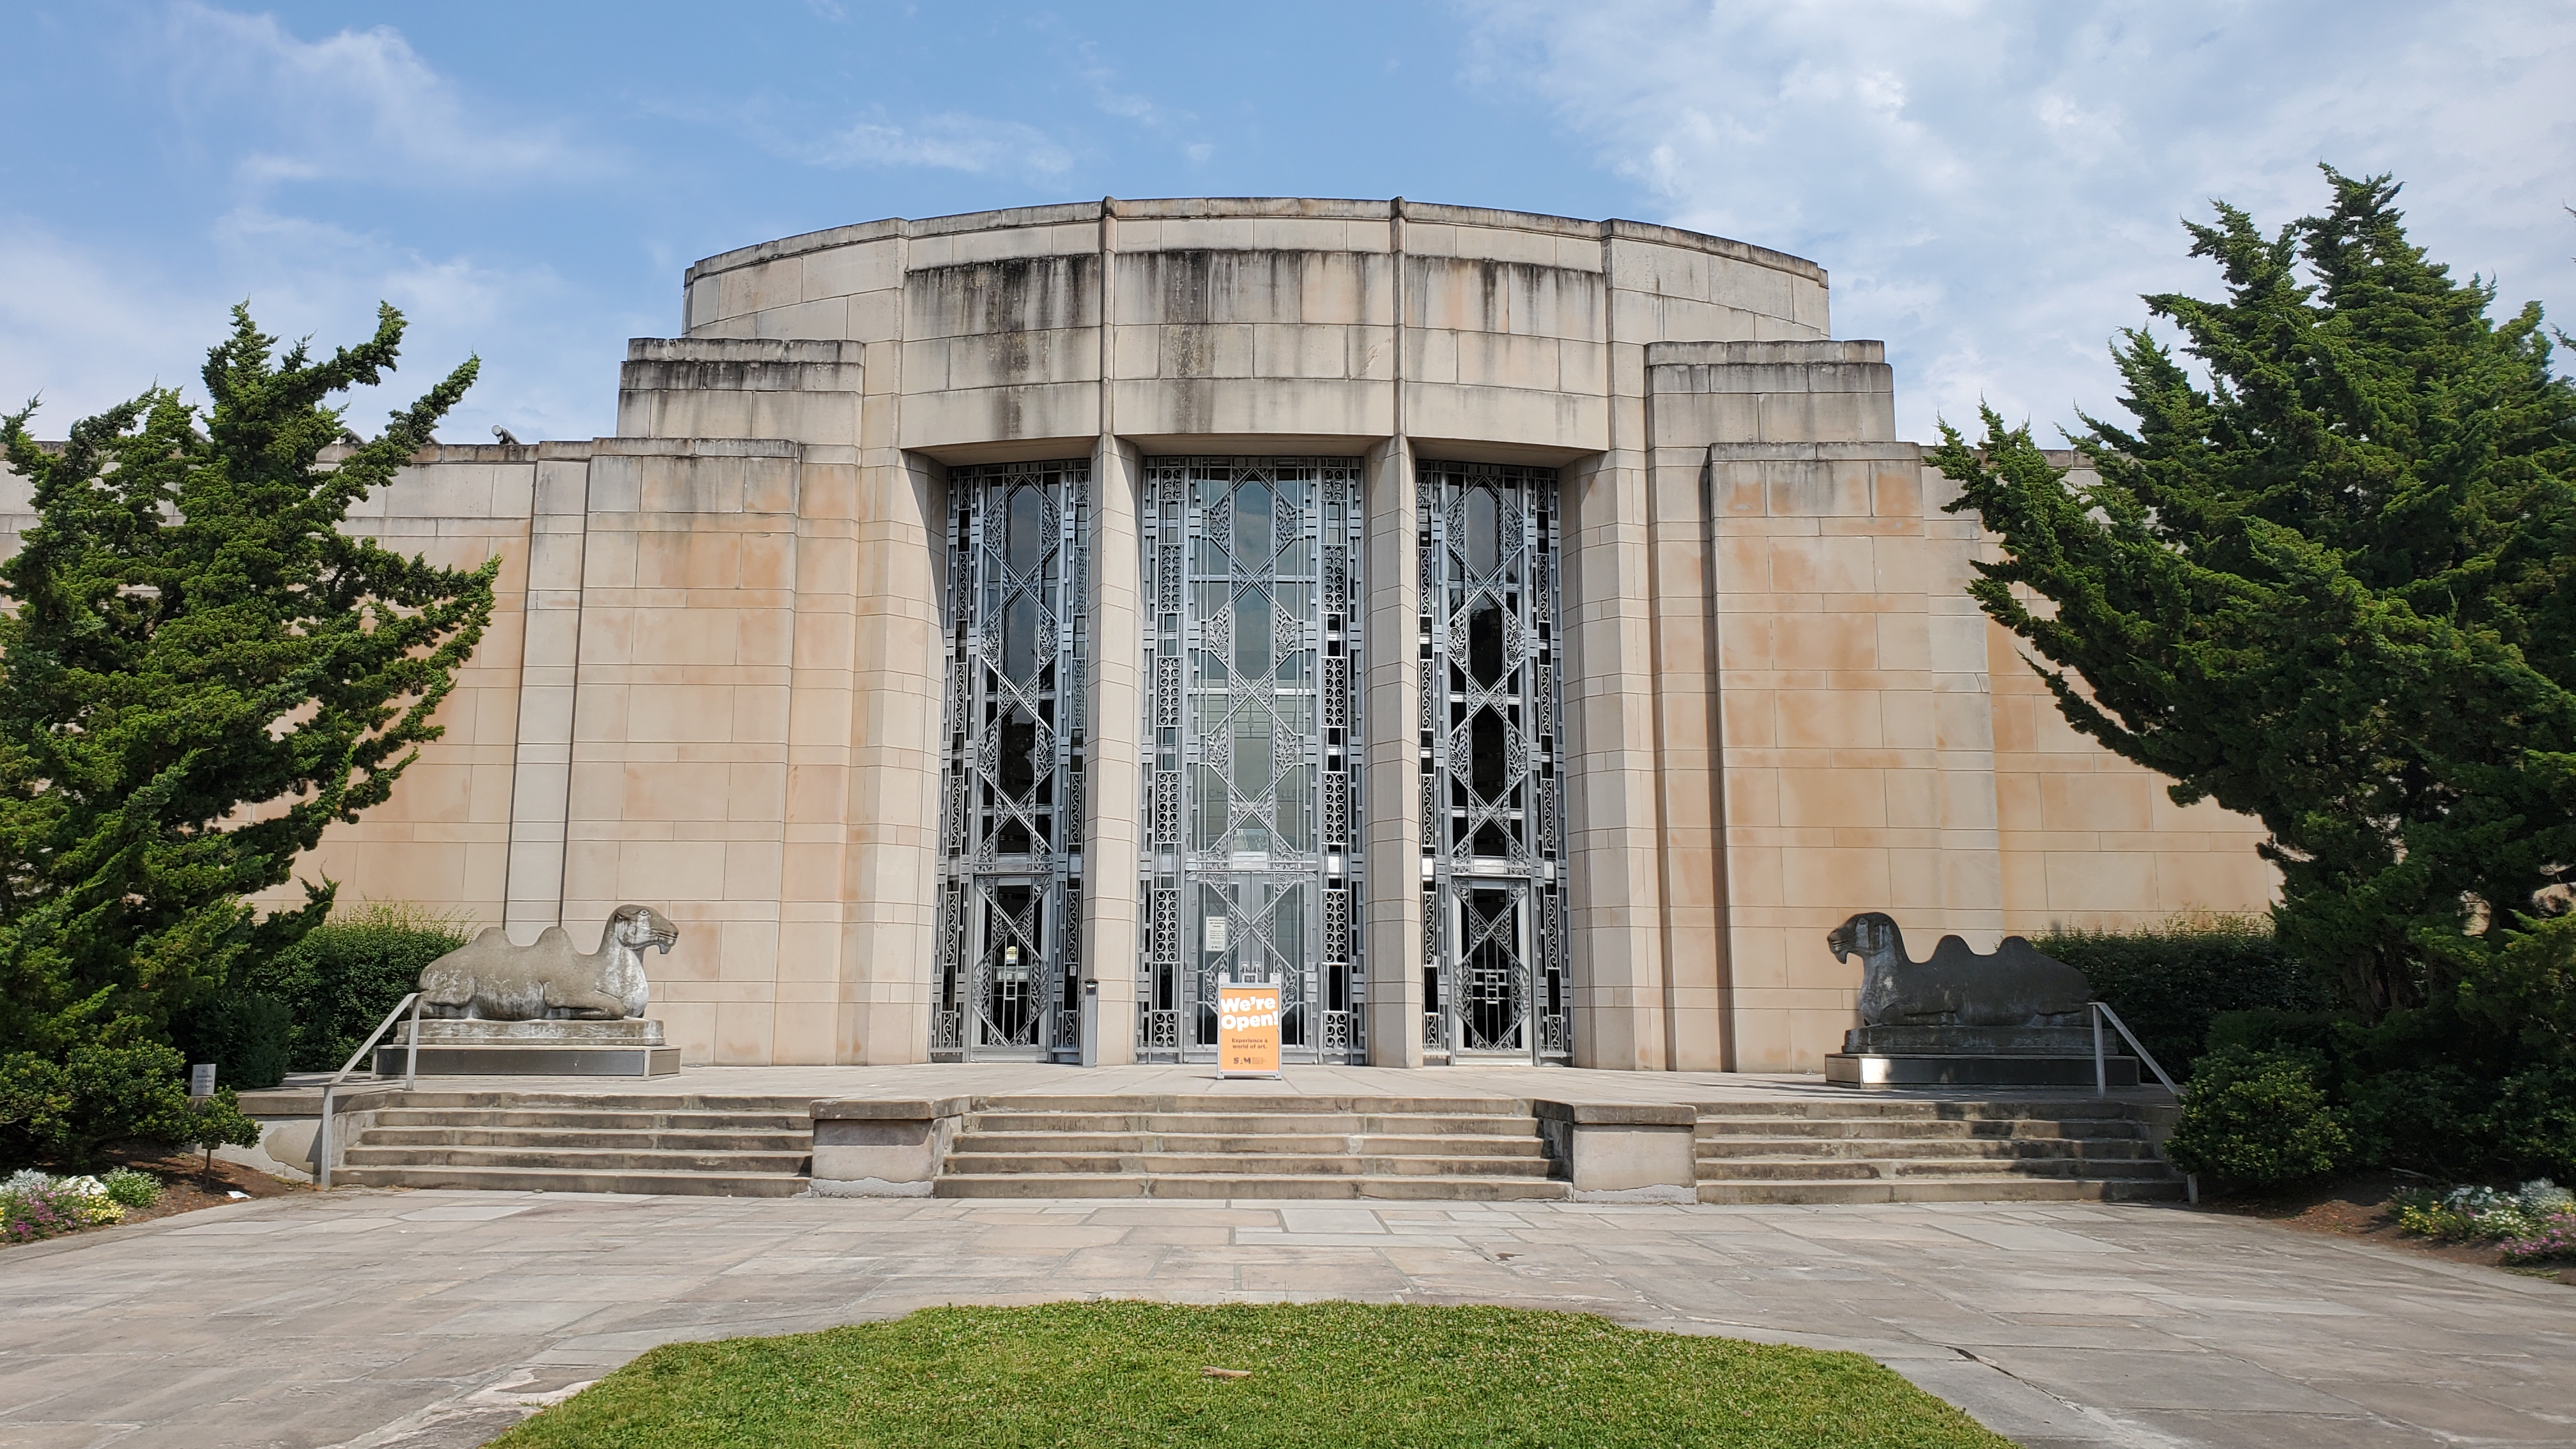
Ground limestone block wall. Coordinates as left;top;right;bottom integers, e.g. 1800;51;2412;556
0;198;2280;1073
1970;455;2276;930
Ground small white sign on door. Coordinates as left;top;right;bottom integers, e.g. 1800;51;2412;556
1203;916;1228;953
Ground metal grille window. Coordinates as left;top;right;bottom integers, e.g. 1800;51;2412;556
933;459;1088;1061
1138;458;1365;1062
1418;461;1568;1061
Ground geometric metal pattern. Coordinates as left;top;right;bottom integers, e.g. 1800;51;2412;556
1418;461;1568;1061
933;459;1088;1061
1138;457;1364;1062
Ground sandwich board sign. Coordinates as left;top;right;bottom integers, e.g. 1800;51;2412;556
1216;977;1282;1078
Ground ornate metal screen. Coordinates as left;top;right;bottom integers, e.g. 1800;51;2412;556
1138;458;1365;1062
1418;461;1568;1061
933;459;1087;1061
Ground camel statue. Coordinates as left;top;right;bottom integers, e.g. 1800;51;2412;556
1826;911;2092;1029
417;905;677;1021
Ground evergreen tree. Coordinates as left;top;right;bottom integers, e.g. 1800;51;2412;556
0;305;497;1058
1935;168;2576;1025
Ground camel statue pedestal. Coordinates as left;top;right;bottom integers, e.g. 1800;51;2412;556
1826;1024;2138;1088
372;1018;680;1077
1819;912;2140;1089
373;905;685;1077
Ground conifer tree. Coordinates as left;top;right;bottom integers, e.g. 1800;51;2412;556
0;305;497;1057
1936;169;2576;1026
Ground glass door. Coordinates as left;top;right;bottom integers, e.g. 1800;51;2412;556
933;460;1087;1062
1420;461;1568;1062
1138;458;1364;1062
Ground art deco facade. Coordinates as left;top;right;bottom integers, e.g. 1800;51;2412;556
40;198;2274;1072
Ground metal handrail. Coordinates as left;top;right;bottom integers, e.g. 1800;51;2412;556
314;992;423;1189
2089;1000;2181;1098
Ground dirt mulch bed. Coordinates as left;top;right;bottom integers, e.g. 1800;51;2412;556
4;1142;309;1243
2208;1169;2575;1287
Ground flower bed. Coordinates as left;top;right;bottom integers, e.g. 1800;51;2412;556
1;1167;160;1243
2392;1179;2576;1264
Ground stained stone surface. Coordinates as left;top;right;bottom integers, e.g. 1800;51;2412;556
3;1184;2568;1448
404;1019;669;1045
0;197;2284;1075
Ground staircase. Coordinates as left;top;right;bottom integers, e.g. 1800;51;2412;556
933;1094;1570;1200
1691;1098;2182;1204
332;1091;813;1197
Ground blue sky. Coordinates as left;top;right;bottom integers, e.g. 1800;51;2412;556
4;1;2571;445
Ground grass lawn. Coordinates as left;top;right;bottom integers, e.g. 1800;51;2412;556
490;1301;2010;1448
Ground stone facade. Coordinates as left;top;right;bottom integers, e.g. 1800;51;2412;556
1;198;2274;1071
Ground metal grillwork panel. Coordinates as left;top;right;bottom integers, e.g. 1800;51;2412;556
933;459;1088;1061
1419;461;1568;1062
1137;458;1365;1062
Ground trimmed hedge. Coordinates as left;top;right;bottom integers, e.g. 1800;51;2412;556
2033;916;2334;1080
172;992;294;1091
241;904;473;1073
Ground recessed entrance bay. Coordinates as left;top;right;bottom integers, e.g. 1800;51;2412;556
935;460;1087;1061
1140;458;1363;1061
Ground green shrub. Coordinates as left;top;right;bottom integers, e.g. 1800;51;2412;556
243;903;472;1072
2164;1046;2351;1188
0;1054;73;1169
0;1030;261;1167
2035;915;2334;1079
100;1165;160;1209
172;992;295;1090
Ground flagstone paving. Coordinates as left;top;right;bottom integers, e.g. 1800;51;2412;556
2;1189;2568;1448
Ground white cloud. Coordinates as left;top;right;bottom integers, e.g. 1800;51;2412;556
1460;0;2576;440
0;226;206;421
793;112;1075;177
159;2;604;191
0;209;628;448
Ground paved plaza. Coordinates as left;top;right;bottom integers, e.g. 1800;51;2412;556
4;1183;2570;1449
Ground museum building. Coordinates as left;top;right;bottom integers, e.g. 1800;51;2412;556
184;198;2275;1073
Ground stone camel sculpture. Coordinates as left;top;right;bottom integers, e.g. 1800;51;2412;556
417;905;678;1021
1827;911;2092;1029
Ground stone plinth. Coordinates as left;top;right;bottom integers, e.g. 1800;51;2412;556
1533;1100;1699;1201
1826;1023;2136;1088
808;1098;969;1196
372;1018;680;1077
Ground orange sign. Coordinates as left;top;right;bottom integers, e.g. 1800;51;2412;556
1216;978;1282;1078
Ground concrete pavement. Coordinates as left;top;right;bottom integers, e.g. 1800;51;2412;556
3;1187;2570;1448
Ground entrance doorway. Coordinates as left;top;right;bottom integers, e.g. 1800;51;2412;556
1419;461;1569;1063
1137;458;1366;1062
933;460;1087;1061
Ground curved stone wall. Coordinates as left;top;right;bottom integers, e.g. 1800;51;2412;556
672;198;1832;457
116;197;2279;1073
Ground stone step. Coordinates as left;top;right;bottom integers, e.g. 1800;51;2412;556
970;1094;1527;1116
332;1164;811;1197
342;1145;811;1174
1687;1099;2143;1121
952;1132;1549;1158
360;1092;818;1114
366;1108;810;1133
1696;1137;2159;1162
961;1112;1532;1137
1698;1177;2186;1204
1694;1117;2147;1141
1697;1156;2174;1182
933;1172;1572;1201
941;1151;1549;1177
361;1126;808;1153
